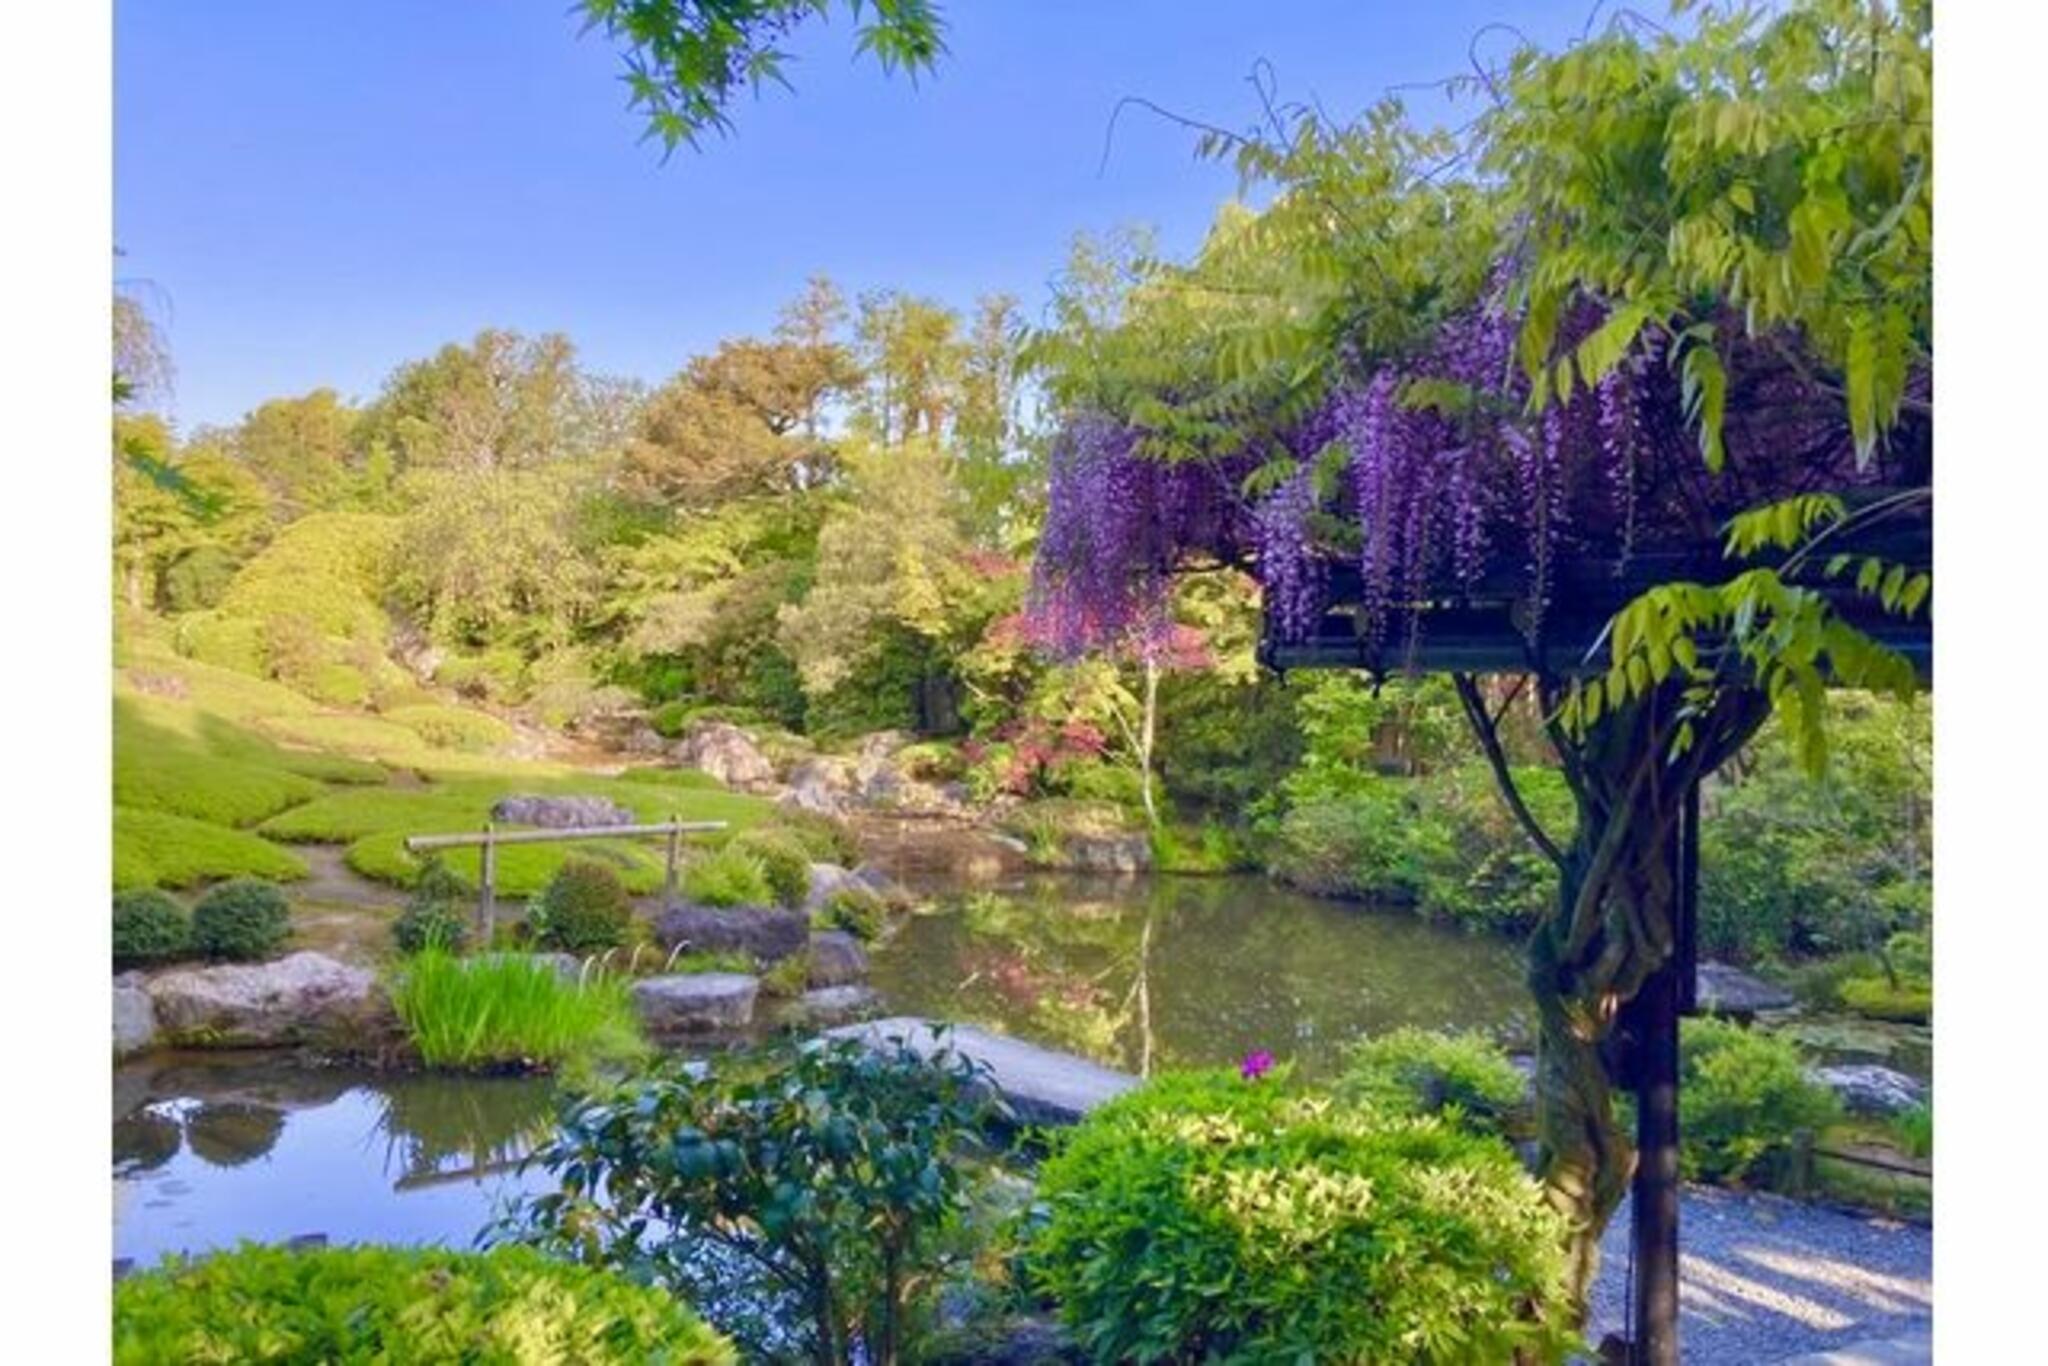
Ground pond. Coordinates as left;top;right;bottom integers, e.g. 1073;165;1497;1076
114;873;1527;1266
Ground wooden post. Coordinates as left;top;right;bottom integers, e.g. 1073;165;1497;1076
664;815;681;912
478;822;497;946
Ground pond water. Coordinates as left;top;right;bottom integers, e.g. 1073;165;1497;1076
114;873;1527;1266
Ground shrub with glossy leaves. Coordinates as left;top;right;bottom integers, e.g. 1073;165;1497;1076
113;1243;734;1364
113;889;190;967
190;878;291;961
392;858;471;955
500;1033;1005;1363
682;845;774;908
1340;1027;1526;1136
732;827;812;908
1681;1018;1842;1187
1029;1070;1575;1365
533;858;634;954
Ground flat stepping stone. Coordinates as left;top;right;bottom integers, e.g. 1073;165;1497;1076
787;985;880;1028
632;972;758;1037
824;1017;1138;1126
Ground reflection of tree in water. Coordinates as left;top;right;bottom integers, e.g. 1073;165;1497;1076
185;1102;286;1167
112;1108;183;1176
372;1075;557;1183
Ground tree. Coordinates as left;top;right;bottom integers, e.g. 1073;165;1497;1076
357;329;599;473
1023;0;1930;1337
852;290;962;446
229;388;358;516
574;0;947;153
390;467;597;648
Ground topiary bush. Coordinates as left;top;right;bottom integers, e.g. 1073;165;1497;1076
1030;1070;1575;1364
1681;1018;1843;1188
392;858;471;955
682;845;774;908
113;889;191;967
732;827;811;908
1339;1027;1527;1136
816;887;887;943
189;878;291;961
532;858;635;954
113;1243;734;1364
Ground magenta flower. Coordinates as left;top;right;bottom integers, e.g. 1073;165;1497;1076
1240;1050;1275;1082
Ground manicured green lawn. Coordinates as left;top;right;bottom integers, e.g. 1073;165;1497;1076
114;807;310;890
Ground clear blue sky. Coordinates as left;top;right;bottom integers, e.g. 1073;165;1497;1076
116;1;1589;430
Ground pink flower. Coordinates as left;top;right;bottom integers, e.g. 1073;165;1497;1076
1240;1050;1275;1082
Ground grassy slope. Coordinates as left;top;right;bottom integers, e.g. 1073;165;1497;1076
113;616;772;897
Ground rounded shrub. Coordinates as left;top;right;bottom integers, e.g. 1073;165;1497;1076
190;878;291;961
682;845;774;908
534;858;634;953
113;1243;735;1364
113;889;191;967
1681;1017;1843;1188
817;887;887;943
392;858;471;955
1030;1071;1575;1364
1340;1027;1527;1135
733;828;812;908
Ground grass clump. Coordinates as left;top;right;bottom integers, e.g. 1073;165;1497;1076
731;827;811;907
531;859;635;953
1892;1102;1933;1159
113;1243;734;1364
392;859;471;955
190;879;292;961
390;947;644;1071
114;808;309;891
683;845;774;907
816;887;887;942
776;808;863;865
113;889;190;967
1340;1027;1526;1136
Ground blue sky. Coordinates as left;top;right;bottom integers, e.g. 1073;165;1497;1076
117;1;1589;430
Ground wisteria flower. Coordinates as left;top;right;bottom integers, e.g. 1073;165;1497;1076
1240;1050;1275;1082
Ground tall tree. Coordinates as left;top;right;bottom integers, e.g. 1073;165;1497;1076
229;388;358;516
357;329;593;473
853;290;962;445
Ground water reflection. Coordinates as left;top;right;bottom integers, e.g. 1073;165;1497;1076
869;873;1530;1077
113;1053;558;1268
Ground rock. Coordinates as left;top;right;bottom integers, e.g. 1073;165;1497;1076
850;864;915;907
782;756;857;817
145;952;390;1049
619;726;669;756
113;977;157;1058
1809;1063;1929;1116
802;862;863;913
825;1018;1140;1126
807;930;870;988
923;1314;1079;1366
674;721;775;789
788;985;880;1028
1062;832;1153;874
488;794;636;829
1693;961;1797;1017
654;904;810;964
632;973;759;1036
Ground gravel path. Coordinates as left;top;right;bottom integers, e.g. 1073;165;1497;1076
1588;1186;1931;1363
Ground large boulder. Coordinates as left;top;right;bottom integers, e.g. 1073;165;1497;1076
782;756;857;817
1063;832;1154;874
1809;1063;1929;1117
632;973;759;1037
1693;962;1797;1018
807;930;870;988
145;952;390;1048
674;721;776;789
488;794;635;829
113;974;157;1059
654;904;810;964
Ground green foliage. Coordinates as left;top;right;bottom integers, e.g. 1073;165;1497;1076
303;660;371;707
113;1243;734;1364
1340;1028;1526;1136
1029;1070;1574;1364
1146;821;1250;874
113;889;191;967
1838;975;1932;1024
817;887;886;942
501;1034;999;1363
393;859;472;955
175;612;267;674
1681;1018;1842;1188
436;646;530;703
682;844;774;907
390;947;645;1071
189;878;292;961
391;466;595;648
1892;1102;1932;1160
217;511;395;645
532;859;636;954
385;703;517;753
732;827;812;907
114;808;309;891
777;808;864;865
114;699;324;828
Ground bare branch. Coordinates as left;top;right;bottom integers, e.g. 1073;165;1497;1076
1453;672;1566;868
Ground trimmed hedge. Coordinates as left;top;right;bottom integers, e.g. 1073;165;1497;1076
112;1243;734;1364
113;889;190;967
191;879;291;961
114;808;309;891
1339;1027;1527;1135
